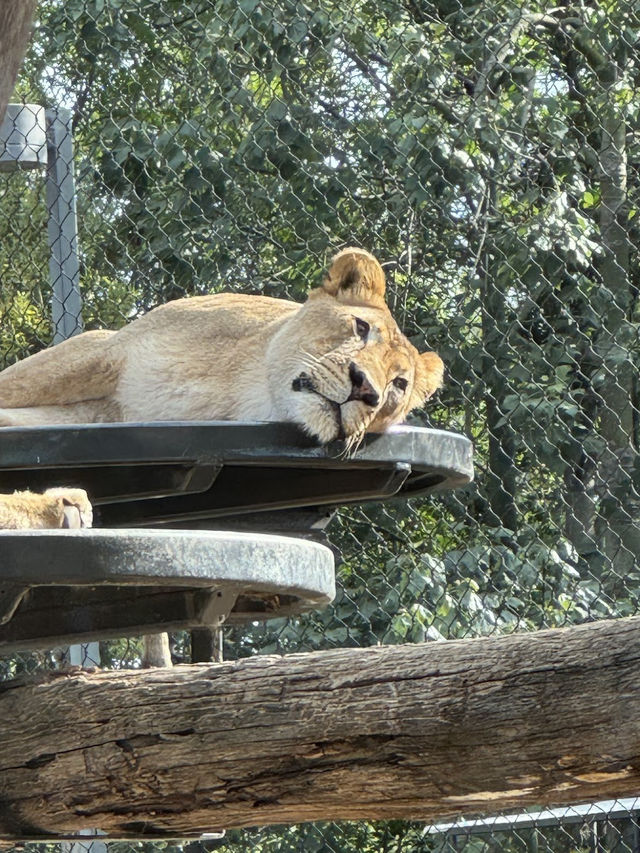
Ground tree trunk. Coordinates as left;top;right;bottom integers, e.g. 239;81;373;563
1;617;640;840
594;59;640;580
481;183;518;533
0;1;36;123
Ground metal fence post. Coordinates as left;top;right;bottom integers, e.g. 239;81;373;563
47;111;104;853
45;106;84;343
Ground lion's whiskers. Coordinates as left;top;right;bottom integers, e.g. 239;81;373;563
334;429;366;460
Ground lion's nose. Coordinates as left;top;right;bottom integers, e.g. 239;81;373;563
348;362;380;408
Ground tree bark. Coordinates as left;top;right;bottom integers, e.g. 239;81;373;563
0;1;37;123
1;618;640;840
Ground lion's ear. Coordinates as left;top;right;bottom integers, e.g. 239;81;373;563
411;350;445;408
322;247;386;307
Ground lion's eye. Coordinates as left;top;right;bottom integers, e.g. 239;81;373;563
393;376;408;392
354;317;370;340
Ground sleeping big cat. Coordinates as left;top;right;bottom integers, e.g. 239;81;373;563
0;248;444;449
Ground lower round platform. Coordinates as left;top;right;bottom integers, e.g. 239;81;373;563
0;528;335;651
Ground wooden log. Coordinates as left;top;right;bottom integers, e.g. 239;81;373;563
1;616;639;840
0;1;37;123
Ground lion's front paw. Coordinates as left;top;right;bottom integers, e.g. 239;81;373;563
44;488;93;529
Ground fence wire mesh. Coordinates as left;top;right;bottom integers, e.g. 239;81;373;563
1;0;640;849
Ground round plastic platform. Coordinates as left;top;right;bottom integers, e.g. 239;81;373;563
0;421;474;529
0;528;335;651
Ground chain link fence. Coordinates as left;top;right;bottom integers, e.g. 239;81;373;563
1;0;640;849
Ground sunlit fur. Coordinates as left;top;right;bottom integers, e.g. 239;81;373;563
0;488;92;529
0;248;444;445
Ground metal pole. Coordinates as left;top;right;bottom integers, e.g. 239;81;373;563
46;111;102;853
45;106;84;343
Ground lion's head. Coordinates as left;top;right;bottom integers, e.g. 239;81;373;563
268;248;444;448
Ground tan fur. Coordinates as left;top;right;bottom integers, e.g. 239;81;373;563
0;488;92;529
0;248;444;445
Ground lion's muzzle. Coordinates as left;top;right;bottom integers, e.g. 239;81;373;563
292;365;379;410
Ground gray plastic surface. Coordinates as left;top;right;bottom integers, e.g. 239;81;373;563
0;528;335;650
0;422;474;528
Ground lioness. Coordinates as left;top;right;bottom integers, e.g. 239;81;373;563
0;248;441;665
0;248;443;449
